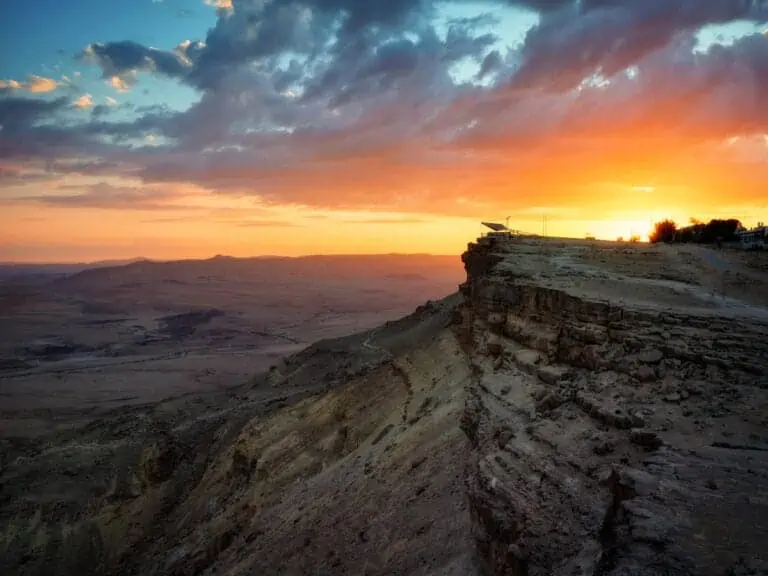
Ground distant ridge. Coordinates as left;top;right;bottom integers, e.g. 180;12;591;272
0;257;153;268
86;257;154;267
2;253;454;268
0;258;155;282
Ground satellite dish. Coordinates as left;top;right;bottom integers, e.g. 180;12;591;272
481;221;508;232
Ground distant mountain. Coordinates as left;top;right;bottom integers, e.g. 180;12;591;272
0;254;459;286
85;257;153;267
0;258;152;282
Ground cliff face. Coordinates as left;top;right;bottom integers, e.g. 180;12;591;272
457;236;768;576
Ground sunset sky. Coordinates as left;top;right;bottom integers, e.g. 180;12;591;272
1;0;767;262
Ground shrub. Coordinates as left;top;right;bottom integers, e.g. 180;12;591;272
650;219;677;243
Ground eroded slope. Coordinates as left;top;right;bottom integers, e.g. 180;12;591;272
458;237;768;575
1;296;473;576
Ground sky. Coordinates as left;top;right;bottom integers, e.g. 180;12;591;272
1;0;767;262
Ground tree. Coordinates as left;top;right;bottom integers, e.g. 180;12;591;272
650;219;677;243
700;219;742;243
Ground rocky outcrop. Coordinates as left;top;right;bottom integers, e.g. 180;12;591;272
0;296;475;576
457;236;768;575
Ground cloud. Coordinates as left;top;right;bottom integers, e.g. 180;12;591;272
142;27;768;212
204;0;233;11
90;97;120;118
79;41;193;85
512;0;572;12
5;0;768;220
15;181;197;212
72;93;94;109
508;0;768;91
109;76;131;92
0;80;23;91
0;75;62;94
0;96;68;131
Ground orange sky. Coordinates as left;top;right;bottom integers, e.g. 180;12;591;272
3;127;767;262
1;169;765;262
2;125;767;262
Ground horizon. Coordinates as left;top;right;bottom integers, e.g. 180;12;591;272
0;252;461;266
2;1;768;262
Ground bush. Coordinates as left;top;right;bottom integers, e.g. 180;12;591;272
650;219;677;243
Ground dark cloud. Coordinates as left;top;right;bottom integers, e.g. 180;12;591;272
510;0;768;91
0;97;97;161
511;0;573;12
477;50;503;79
0;96;67;132
187;1;333;90
84;0;433;91
90;104;112;118
79;41;192;83
312;0;426;32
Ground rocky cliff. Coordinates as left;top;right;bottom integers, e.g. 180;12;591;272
3;238;768;576
457;236;768;575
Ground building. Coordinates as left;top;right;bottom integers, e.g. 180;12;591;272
736;225;767;250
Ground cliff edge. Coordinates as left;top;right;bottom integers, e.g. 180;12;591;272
3;238;768;575
457;236;768;575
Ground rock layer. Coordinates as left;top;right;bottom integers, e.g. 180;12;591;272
457;236;768;575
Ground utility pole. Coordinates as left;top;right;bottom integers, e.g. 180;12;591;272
542;214;548;237
505;216;510;230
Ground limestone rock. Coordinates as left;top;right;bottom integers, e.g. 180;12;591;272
637;348;664;364
458;236;768;575
636;365;657;382
537;364;570;385
630;429;663;451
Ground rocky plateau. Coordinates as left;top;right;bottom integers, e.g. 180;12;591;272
2;239;768;575
459;236;768;575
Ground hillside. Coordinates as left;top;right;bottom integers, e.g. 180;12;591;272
1;296;473;576
2;241;768;575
